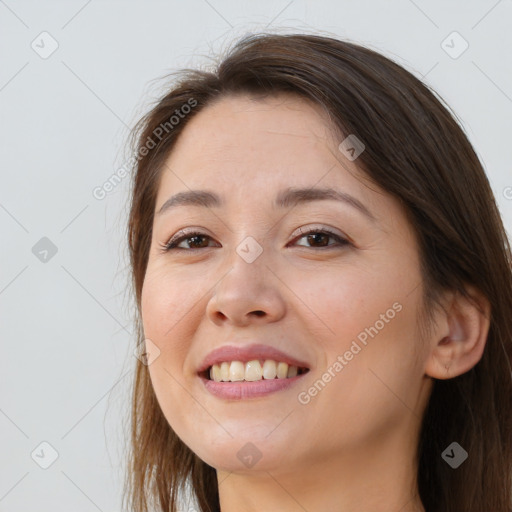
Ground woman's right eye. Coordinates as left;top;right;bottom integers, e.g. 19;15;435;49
159;231;216;252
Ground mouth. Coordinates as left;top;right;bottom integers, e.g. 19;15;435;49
199;360;311;382
198;360;310;400
196;344;312;399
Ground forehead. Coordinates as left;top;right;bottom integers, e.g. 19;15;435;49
173;93;339;157
156;93;376;203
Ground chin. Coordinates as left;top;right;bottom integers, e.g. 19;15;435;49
190;437;289;473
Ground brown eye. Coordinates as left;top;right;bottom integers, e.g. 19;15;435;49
305;232;330;247
293;229;349;249
180;234;211;249
161;231;216;252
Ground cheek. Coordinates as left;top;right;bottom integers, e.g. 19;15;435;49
302;268;423;428
141;263;201;340
140;269;202;436
325;270;421;375
140;267;200;394
297;267;404;347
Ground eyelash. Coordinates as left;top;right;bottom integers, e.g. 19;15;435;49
158;227;350;253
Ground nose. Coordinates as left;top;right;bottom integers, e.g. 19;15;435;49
205;249;286;327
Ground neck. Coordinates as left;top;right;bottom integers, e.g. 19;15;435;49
216;416;426;512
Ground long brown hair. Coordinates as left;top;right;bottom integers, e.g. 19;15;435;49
123;33;512;512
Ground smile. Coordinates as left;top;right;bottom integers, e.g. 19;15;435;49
205;359;309;382
199;360;310;400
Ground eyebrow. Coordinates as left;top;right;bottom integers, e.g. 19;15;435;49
156;187;377;222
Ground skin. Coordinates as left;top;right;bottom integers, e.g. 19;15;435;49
140;93;490;512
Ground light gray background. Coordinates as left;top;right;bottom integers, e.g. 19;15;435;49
1;1;511;511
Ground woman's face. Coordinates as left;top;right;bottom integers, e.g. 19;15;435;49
141;93;433;473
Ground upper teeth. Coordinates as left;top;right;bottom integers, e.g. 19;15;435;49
209;360;302;382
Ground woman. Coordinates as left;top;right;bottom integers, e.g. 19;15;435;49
123;33;512;512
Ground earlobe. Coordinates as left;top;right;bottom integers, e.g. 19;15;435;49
424;285;491;380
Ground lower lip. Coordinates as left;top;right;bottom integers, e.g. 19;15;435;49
199;372;308;400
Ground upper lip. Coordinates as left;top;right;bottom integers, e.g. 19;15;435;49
197;343;311;374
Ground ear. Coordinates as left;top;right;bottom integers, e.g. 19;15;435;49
424;285;491;379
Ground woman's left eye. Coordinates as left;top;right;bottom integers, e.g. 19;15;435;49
159;228;349;253
292;228;349;249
